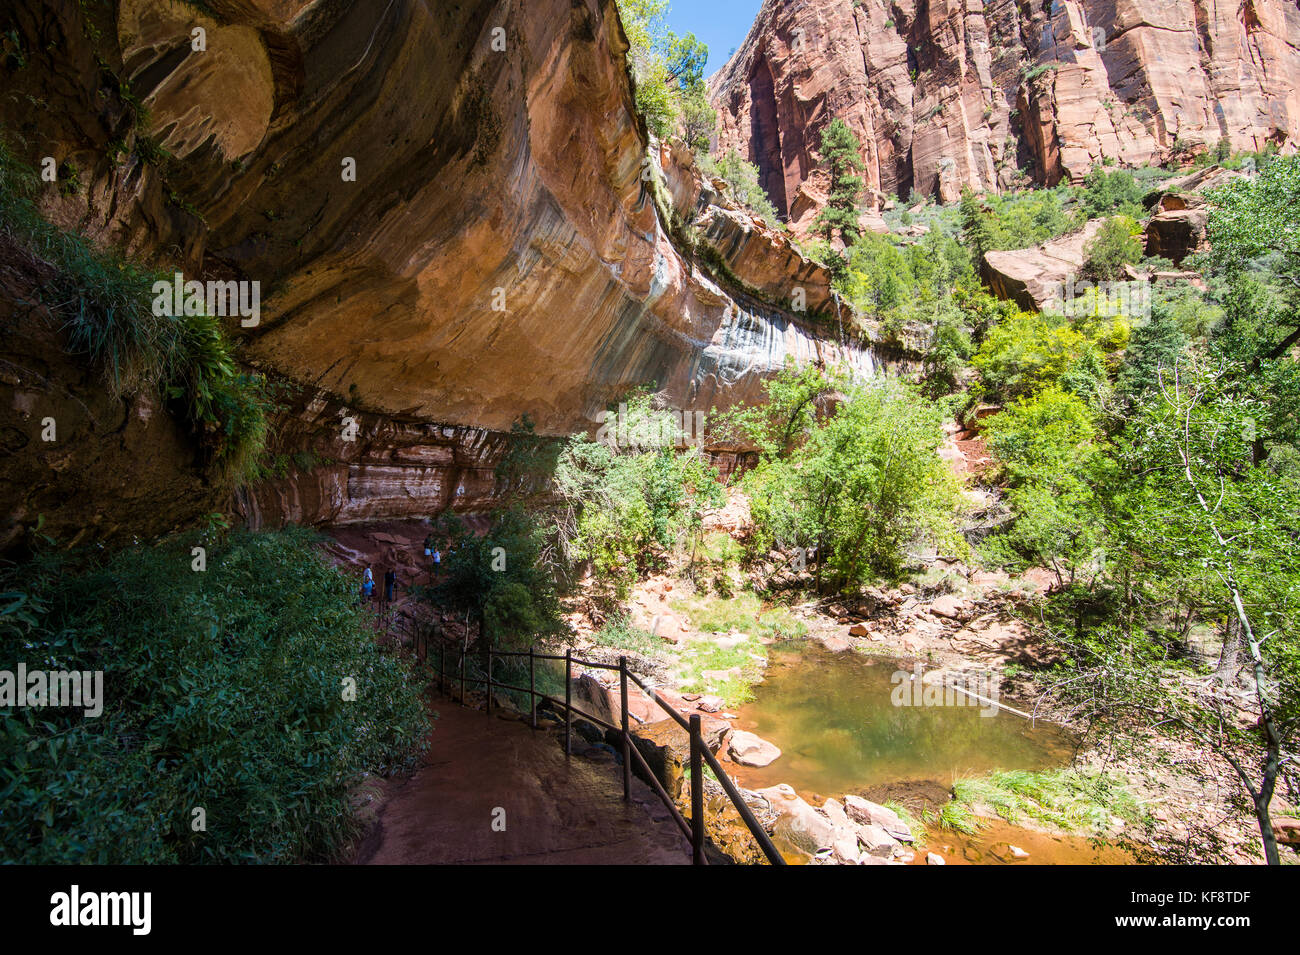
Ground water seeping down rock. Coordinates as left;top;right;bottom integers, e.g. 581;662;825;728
0;0;877;544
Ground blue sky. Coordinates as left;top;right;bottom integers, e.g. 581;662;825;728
664;0;763;74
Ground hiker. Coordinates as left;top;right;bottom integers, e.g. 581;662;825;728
384;568;396;603
432;547;441;571
361;566;374;602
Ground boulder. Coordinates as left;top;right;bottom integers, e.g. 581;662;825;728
982;220;1103;312
831;835;862;865
728;730;782;767
755;784;836;855
856;823;900;858
627;717;730;800
930;594;967;619
926;852;946;865
843;794;914;843
1272;816;1300;846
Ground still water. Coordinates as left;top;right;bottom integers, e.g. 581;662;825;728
732;646;1077;797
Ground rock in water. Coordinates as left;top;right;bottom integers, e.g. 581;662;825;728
727;730;782;767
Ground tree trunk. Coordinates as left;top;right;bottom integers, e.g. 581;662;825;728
1214;615;1241;682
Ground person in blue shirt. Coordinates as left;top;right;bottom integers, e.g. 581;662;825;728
361;566;374;602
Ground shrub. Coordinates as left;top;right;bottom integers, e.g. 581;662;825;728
973;310;1129;401
1080;167;1146;219
739;370;966;587
1080;215;1144;281
554;393;724;601
699;149;781;224
0;528;431;863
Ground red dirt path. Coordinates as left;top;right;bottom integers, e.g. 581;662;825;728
353;699;690;865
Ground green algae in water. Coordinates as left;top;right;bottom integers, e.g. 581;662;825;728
732;647;1076;797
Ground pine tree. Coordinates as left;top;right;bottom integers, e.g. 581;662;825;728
959;186;997;266
813;118;866;245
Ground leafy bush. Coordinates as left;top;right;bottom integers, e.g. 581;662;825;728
973;310;1128;402
0;528;431;863
698;149;781;224
736;368;966;587
979;387;1105;577
555;393;724;601
1080;215;1144;281
961;185;1075;260
427;505;565;651
1080;167;1146;219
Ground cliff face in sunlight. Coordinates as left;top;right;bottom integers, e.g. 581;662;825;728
1;0;874;538
710;0;1300;229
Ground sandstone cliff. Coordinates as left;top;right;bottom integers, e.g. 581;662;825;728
1;0;872;541
709;0;1300;230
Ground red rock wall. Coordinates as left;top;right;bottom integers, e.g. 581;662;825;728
710;0;1300;226
1;0;878;537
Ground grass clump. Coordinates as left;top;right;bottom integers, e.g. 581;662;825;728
0;136;270;484
671;630;767;707
593;614;660;655
950;769;1146;833
923;798;985;835
0;527;431;863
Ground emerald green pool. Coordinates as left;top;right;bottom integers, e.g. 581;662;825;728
731;646;1077;798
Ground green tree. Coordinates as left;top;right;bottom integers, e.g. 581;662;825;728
554;393;723;601
617;0;710;142
813;118;866;245
701;149;780;223
1080;167;1146;219
960;187;997;265
1080;215;1144;281
678;79;716;152
736;369;965;589
1204;154;1300;360
1101;355;1300;863
980;386;1105;582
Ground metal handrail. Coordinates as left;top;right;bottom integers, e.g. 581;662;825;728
423;636;786;865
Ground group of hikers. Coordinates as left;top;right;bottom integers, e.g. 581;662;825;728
358;534;449;604
359;566;397;604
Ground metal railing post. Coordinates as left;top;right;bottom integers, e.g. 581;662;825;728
486;646;493;714
438;643;444;695
459;647;466;706
564;648;572;757
619;656;631;801
529;646;537;730
689;713;705;865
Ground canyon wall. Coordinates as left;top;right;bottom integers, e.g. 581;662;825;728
1;0;873;541
709;0;1300;230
